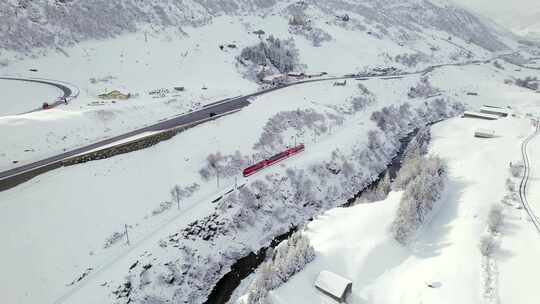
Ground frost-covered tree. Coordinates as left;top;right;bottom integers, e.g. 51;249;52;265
171;185;182;209
510;161;524;178
246;231;315;304
238;35;304;81
358;171;392;203
391;154;447;244
487;205;504;234
199;151;249;180
515;76;539;91
170;183;200;210
479;235;498;257
408;77;440;99
395;53;429;68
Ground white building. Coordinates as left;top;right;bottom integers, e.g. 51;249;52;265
463;111;499;120
314;271;352;303
262;74;287;85
474;128;497;138
480;106;510;117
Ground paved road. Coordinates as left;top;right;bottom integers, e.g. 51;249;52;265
0;73;396;191
0;55;515;192
519;121;540;234
0;76;79;113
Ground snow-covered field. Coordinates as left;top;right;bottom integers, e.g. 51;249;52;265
0;79;61;115
0;3;520;171
2;1;540;304
1;58;537;304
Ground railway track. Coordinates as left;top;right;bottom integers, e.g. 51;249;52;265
518;121;540;234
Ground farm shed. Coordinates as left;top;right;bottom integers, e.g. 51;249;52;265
480;106;510;117
474;128;496;138
463;111;498;120
314;271;352;303
262;74;286;85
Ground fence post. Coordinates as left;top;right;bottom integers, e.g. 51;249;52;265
125;224;130;246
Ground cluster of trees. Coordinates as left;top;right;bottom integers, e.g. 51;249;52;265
394;53;429;68
407;77;440;99
342;84;376;114
119;97;468;304
391;150;447;245
253;108;331;153
357;172;392;203
199;151;248;181
509;161;524;178
404;127;431;157
478;205;504;258
514;76;539;91
170;183;200;209
371;99;464;135
246;232;315;303
288;14;332;47
103;231;126;249
239;35;303;80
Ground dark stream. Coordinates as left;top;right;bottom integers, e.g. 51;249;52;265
204;128;423;304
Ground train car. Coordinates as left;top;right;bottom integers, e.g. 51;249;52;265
287;143;305;154
242;144;305;177
266;151;290;166
242;161;267;177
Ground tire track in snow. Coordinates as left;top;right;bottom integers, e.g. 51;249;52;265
518;121;540;234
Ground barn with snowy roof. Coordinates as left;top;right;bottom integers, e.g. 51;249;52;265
314;270;352;303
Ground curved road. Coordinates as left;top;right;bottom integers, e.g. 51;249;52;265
0;55;516;192
519;121;540;234
0;72;421;192
0;76;79;113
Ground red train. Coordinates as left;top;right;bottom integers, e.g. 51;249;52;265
243;144;305;177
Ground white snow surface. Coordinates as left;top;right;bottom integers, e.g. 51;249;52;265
0;79;61;115
1;4;540;304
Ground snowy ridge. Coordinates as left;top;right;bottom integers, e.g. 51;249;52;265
0;0;513;54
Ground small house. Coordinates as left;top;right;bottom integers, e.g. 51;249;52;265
262;74;287;85
314;271;352;303
463;111;498;120
98;90;130;100
474;128;496;138
287;72;306;78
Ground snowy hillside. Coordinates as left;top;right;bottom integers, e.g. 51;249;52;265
1;1;540;304
1;0;514;54
517;22;540;41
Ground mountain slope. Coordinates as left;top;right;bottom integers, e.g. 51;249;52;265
0;0;514;54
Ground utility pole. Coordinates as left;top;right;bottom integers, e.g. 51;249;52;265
124;224;130;246
234;176;238;191
216;167;220;189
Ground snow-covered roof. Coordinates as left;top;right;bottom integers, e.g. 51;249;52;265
463;111;499;120
474;128;496;138
262;74;285;82
480;106;510;116
314;271;352;299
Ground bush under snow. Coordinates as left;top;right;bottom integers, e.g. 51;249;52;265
238;35;304;81
245;232;315;304
407;77;440;99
